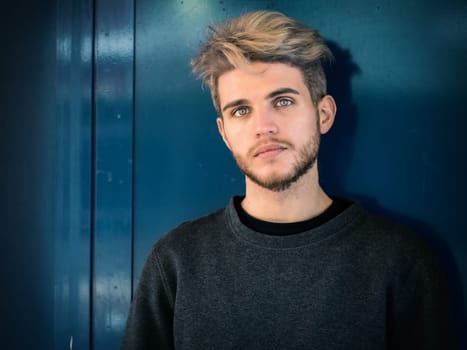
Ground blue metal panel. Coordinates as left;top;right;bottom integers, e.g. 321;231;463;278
93;0;134;348
55;0;94;349
1;1;59;349
134;0;466;347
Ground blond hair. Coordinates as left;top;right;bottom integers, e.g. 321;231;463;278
191;11;333;113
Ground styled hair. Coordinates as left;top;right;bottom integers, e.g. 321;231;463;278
191;10;333;113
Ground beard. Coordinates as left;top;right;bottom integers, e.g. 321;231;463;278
231;120;321;192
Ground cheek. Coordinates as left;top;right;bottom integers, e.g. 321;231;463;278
221;126;241;150
226;131;250;154
291;115;318;135
225;134;241;151
220;131;232;150
221;123;240;140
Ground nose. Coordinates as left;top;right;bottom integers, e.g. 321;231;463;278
254;107;278;137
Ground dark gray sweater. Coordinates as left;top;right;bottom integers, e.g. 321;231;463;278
121;199;456;349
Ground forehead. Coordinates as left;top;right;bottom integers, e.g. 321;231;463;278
217;62;308;105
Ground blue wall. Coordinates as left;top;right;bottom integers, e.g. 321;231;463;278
1;1;57;349
1;0;465;349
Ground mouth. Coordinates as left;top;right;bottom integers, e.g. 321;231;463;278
253;144;288;158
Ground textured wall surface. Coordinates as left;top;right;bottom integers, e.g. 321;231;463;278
1;1;465;349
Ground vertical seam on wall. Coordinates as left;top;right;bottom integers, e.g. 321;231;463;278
130;0;136;301
90;0;97;348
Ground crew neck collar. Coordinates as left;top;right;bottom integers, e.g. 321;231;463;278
225;197;365;249
233;196;352;235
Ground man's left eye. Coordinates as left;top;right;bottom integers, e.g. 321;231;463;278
276;99;293;107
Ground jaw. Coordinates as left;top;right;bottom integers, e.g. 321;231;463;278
243;155;318;193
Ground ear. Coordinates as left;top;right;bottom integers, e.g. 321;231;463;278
317;95;337;134
216;117;232;150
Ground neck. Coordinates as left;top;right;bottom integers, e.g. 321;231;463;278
241;166;332;223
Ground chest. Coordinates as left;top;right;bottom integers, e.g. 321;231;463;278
171;246;389;349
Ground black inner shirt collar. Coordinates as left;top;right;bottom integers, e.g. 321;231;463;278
233;195;351;236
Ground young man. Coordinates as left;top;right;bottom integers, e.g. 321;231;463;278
121;11;456;349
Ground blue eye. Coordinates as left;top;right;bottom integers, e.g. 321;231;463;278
233;107;249;117
275;98;293;107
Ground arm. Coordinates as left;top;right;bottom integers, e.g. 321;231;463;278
387;249;457;349
121;248;174;350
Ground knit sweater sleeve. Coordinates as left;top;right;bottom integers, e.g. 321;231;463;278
387;241;457;349
120;246;174;350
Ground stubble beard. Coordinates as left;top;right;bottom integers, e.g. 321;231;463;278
231;125;321;193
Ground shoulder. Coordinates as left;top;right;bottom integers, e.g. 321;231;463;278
137;206;230;287
151;206;228;258
349;204;444;277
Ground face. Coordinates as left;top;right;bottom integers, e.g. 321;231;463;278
216;62;335;192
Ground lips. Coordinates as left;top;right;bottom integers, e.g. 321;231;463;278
253;144;287;157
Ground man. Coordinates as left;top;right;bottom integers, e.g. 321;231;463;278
121;11;456;349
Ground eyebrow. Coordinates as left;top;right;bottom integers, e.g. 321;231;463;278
222;99;249;113
221;87;301;113
266;87;300;100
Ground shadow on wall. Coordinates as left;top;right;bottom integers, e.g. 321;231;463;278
319;40;466;348
319;40;360;194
